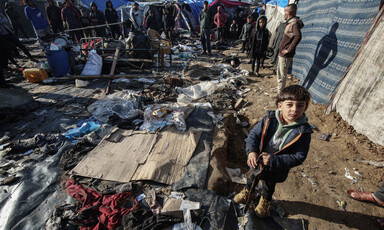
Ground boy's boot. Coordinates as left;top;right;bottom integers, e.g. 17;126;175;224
255;196;270;218
233;187;249;204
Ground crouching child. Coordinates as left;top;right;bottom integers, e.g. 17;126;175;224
233;85;313;218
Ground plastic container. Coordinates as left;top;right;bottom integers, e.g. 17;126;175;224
23;68;48;83
46;49;71;77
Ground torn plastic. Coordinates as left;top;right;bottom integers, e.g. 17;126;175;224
64;121;101;142
172;200;201;230
81;50;102;76
207;111;224;129
177;71;248;105
87;90;142;122
140;104;192;132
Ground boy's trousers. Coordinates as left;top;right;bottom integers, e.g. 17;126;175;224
246;173;276;202
276;55;293;93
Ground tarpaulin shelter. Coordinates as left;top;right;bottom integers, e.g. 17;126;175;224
290;0;381;104
328;7;384;146
209;0;251;16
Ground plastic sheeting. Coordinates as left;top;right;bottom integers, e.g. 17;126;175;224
172;103;213;190
291;0;381;104
329;9;384;146
0;141;74;230
87;90;142;123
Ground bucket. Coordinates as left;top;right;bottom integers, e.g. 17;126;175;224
46;49;71;77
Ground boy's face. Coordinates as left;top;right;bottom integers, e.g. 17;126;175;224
259;19;265;28
278;100;307;124
247;18;252;23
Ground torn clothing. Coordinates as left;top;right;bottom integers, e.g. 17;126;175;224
63;179;139;230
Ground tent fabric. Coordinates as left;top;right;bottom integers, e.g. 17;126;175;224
264;0;289;9
290;0;381;104
329;8;384;146
80;0;130;11
209;0;250;8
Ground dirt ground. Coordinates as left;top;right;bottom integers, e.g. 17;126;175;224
2;40;384;229
207;46;384;229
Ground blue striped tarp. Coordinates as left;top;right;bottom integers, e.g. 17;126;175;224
291;0;380;104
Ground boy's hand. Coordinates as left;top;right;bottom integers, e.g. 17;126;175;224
247;152;258;168
261;152;270;166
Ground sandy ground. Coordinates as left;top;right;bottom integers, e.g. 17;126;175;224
207;46;384;229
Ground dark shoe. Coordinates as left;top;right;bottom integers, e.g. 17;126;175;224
208;52;212;56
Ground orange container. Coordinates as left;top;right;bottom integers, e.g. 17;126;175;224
23;68;48;83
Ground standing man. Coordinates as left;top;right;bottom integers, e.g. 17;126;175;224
89;2;106;37
214;5;227;42
104;0;121;39
199;1;212;56
130;2;144;32
161;7;174;42
45;0;64;33
276;4;304;94
61;0;82;43
24;0;50;39
5;3;29;38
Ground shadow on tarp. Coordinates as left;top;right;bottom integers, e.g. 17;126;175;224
0;141;74;229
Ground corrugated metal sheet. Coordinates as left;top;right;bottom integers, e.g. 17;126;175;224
329;10;384;146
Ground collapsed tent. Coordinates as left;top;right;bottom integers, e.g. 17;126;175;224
328;8;384;146
290;0;381;104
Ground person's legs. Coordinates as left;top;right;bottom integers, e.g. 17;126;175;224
251;58;256;73
205;29;211;54
276;56;292;93
256;57;261;74
5;34;33;59
200;29;207;53
261;180;276;201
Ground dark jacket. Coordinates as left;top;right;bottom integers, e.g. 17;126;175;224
249;16;269;59
239;22;254;41
245;110;312;182
145;14;157;31
162;12;174;30
5;3;21;25
61;0;81;28
89;2;105;25
199;9;211;29
104;1;119;23
279;16;304;58
46;4;63;25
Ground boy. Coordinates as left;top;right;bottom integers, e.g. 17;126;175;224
233;85;313;218
239;15;254;53
229;19;238;40
248;16;269;76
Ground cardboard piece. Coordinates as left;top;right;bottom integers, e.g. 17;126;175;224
71;130;157;182
131;130;202;185
71;129;201;185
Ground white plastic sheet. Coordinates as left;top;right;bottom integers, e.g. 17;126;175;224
87;90;141;122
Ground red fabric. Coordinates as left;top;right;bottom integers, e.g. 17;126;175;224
63;179;139;230
209;0;250;8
